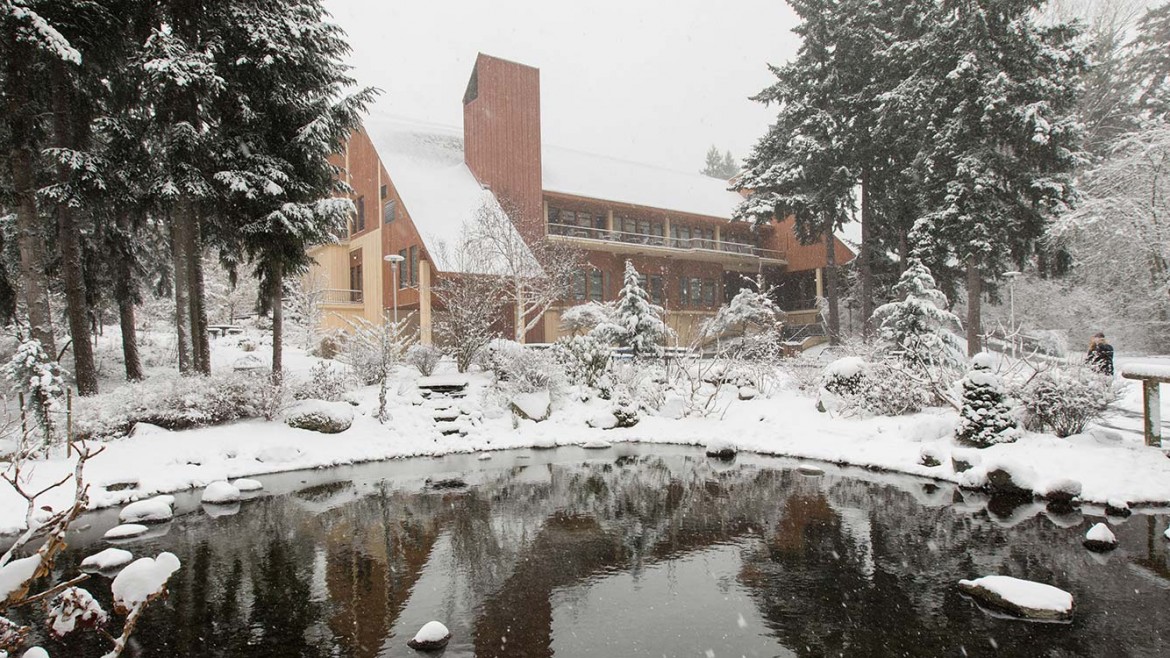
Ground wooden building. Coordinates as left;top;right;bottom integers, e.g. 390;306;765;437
306;53;853;347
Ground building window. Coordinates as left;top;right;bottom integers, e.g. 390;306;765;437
573;271;587;301
671;225;691;248
348;249;363;303
649;275;664;306
398;249;407;289
354;196;366;233
590;271;604;302
690;277;703;307
383;199;396;224
703;279;716;307
678;276;688;307
380;184;388;199
409;246;419;286
550;207;604;238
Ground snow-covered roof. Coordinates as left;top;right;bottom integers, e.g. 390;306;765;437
541;146;744;219
361;115;519;274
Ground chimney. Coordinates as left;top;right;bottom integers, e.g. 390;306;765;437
463;54;543;239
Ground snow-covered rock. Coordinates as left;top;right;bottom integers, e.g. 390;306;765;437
201;481;241;504
232;478;263;492
1083;523;1118;552
22;647;49;658
111;552;181;614
510;390;551;422
919;446;943;468
129;422;169;438
284;399;354;434
202;502;240;518
1104;498;1131;517
582;439;613;449
958;575;1074;621
232;354;265;371
80;548;133;572
0;554;42;604
797;465;824;476
477;452;492;461
119;496;173;524
950;449;980;474
983;459;1038;497
103;524;149;540
587;412;619;430
705;438;737;459
408;620;451;651
737;386;758;401
1038;478;1082;504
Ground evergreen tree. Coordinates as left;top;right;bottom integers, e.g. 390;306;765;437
601;261;669;358
701;144;723;177
1129;3;1170;123
870;259;964;370
954;353;1018;448
901;1;1085;356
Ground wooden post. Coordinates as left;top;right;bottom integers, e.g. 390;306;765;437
1144;380;1162;448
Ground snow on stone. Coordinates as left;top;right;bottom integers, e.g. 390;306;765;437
201;481;241;504
103;523;149;539
797;465;825;476
22;648;49;658
511;390;552;421
1121;362;1170;380
232;478;263;492
586;412;619;430
958;575;1073;620
477;452;492;461
705;437;737;458
80;548;133;571
1085;523;1117;545
111;552;181;613
407;620;451;650
0;554;42;602
119;496;173;524
582;439;613;449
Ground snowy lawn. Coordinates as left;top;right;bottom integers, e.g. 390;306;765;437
3;338;1170;535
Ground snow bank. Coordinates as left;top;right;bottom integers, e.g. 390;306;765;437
201;481;241;504
958;575;1073;621
0;554;42;602
111;552;181;613
118;496;173;524
80;548;133;572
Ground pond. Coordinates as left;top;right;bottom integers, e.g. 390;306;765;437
11;444;1170;657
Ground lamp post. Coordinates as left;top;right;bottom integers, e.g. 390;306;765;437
1002;270;1021;357
384;254;405;324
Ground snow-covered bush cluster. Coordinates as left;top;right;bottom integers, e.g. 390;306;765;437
955;353;1020;447
478;340;565;395
406;344;443;376
74;371;282;439
336;315;414;385
291;360;355;402
817;355;934;416
1013;365;1119;437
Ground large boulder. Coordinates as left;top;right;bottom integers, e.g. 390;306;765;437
958;575;1074;622
284;400;353;434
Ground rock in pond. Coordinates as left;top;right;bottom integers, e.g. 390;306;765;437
958;575;1074;622
407;620;451;651
81;548;134;572
1104;499;1132;517
119;496;173;524
705;438;737;460
1083;523;1117;552
232;478;263;492
201;481;242;504
797;465;824;476
103;524;149;540
284;399;354;434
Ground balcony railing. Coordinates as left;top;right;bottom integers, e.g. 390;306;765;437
547;223;783;261
321;288;364;305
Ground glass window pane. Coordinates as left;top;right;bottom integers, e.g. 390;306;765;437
590;271;604;302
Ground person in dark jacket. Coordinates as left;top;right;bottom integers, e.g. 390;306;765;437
1086;332;1114;376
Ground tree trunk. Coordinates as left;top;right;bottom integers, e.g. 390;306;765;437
116;278;143;382
966;255;982;357
171;204;193;374
824;231;841;345
188;213;210;374
7;49;56;355
859;168;873;341
271;261;284;382
51;63;98;396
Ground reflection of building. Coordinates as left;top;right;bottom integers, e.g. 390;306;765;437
307;53;854;346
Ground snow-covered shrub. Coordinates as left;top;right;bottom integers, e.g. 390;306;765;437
337;315;414;385
612;395;640;428
1014;365;1119;437
478;340;565;394
871;259;965;378
406;344;443;376
74;372;282;439
4;336;66;443
816;357;930;416
292;361;355;402
821;357;866;397
312;331;343;360
560;302;614;336
601;360;665;411
702;284;782;347
955;353;1020;447
551;335;611;388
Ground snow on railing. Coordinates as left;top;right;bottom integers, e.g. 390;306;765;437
1121;361;1170;448
547;223;784;261
320;288;364;305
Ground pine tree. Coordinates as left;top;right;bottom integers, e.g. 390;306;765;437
603;261;668;358
1129;3;1170;123
720;150;738;178
870;259;964;370
901;1;1086;355
955;353;1019;448
701;145;723;177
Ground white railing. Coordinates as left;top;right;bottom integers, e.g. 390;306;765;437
547;223;784;261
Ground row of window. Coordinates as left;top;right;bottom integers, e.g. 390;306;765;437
547;205;754;253
351;185;398;235
570;271;718;308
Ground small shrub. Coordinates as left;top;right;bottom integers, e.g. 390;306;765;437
552;335;611;388
313;332;343;360
406;344;443;376
292;361;356;402
821;357;866;397
478;340;565;394
955;354;1019;447
612;395;640;428
1015;365;1119;437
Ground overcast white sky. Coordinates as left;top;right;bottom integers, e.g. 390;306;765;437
323;0;801;174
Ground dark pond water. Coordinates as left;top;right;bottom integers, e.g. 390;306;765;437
10;445;1170;657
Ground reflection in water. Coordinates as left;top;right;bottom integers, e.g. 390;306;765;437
14;448;1170;657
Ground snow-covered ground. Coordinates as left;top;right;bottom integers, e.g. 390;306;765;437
2;331;1169;535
